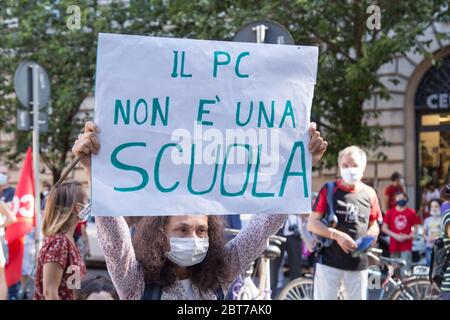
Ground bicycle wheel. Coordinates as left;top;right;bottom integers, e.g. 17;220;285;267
277;277;314;300
389;277;440;300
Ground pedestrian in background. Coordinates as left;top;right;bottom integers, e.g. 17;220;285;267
384;172;404;212
0;165;15;204
270;214;302;298
0;200;16;262
421;182;440;221
308;146;382;300
40;181;51;210
223;214;242;241
382;191;420;274
74;221;90;262
0;165;21;299
33;181;87;300
423;199;443;266
20;227;35;299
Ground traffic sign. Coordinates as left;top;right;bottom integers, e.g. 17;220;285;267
14;61;50;110
16;109;48;132
16;109;31;131
233;20;295;45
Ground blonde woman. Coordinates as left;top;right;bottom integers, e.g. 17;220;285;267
33;181;88;300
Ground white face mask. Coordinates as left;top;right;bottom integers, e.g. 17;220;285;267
430;208;441;217
340;167;364;185
77;202;91;222
0;174;7;186
165;237;209;267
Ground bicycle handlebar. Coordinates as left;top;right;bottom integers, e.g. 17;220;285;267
366;248;384;263
369;248;383;255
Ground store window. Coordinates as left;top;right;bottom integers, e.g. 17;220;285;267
415;55;450;214
419;114;450;188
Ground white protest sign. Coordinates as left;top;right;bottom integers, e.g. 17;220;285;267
92;33;318;216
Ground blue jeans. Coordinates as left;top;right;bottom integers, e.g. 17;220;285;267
425;247;433;266
8;282;21;300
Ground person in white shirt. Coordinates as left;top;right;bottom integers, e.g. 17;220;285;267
422;182;441;219
423;199;443;265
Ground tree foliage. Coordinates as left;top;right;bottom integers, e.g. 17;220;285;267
0;0;448;181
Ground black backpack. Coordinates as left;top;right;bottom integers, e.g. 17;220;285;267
300;181;338;252
141;282;225;300
429;238;450;287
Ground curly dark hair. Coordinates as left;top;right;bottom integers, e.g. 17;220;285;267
132;215;232;295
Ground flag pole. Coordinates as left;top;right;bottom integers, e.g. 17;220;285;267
50;155;82;194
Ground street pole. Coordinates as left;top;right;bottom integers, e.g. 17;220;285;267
32;64;41;259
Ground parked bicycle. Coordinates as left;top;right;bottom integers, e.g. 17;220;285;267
366;248;440;300
278;248;440;300
225;228;286;300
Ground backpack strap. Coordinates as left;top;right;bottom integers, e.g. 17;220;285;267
142;282;162;300
317;181;337;252
325;181;336;219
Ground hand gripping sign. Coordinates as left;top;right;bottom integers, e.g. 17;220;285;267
92;33;318;216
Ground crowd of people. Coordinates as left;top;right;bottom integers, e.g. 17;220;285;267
268;166;450;300
0;121;449;300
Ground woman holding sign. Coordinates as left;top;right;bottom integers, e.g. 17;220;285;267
72;121;327;300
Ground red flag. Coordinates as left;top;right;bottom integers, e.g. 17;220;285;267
5;147;35;287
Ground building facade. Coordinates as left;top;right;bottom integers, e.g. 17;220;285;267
313;22;450;212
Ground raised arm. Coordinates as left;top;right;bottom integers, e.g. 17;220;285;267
95;216;145;300
72;121;144;300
